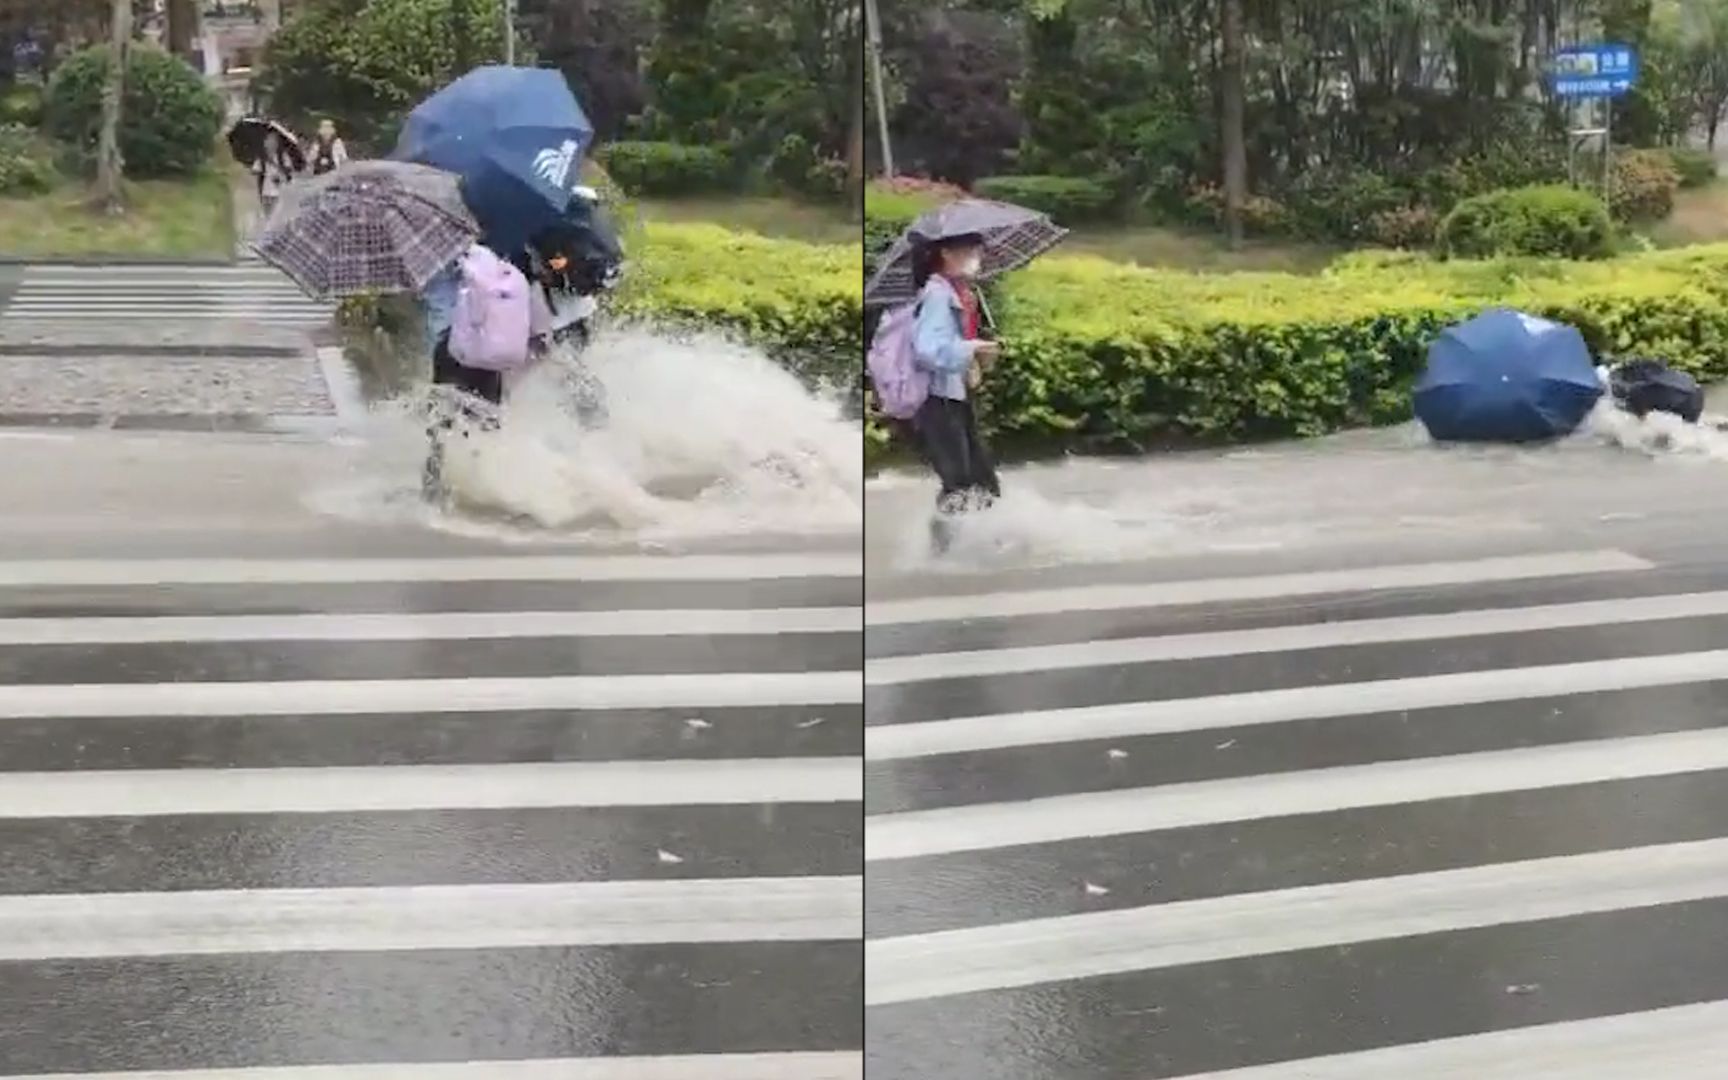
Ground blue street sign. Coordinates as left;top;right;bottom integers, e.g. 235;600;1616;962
1550;43;1639;98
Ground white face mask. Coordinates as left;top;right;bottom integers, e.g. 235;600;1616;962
958;254;983;278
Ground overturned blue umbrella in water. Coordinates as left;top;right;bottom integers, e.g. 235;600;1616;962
1414;309;1604;443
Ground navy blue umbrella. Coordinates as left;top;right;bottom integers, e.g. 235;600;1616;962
393;65;594;254
1414;309;1603;442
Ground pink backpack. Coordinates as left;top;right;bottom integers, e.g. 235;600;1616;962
867;300;929;420
449;245;533;372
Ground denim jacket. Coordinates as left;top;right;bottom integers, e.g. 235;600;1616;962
913;274;980;402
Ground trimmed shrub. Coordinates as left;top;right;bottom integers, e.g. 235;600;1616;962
864;185;935;275
973;174;1113;223
342;221;862;395
1184;185;1292;236
599;141;732;196
1367;205;1439;250
0;83;43;128
1283;166;1405;241
44;44;223;178
1665;147;1718;189
1609;149;1680;221
0;123;55;195
1437;185;1613;260
862;245;1728;461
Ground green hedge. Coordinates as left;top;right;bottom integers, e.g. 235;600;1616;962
1438;185;1613;260
341;220;862;396
599;141;733;196
866;245;1728;461
973;175;1113;223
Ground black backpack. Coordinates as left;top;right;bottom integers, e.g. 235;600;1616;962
1608;359;1705;423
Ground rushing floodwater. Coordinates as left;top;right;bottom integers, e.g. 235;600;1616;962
866;398;1728;574
308;328;863;546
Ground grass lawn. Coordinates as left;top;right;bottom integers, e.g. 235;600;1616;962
0;168;235;259
1063;220;1339;273
632;194;857;246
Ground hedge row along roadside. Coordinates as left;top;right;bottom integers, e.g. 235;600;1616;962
866;245;1728;463
338;220;863;397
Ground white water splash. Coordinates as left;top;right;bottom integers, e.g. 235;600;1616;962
308;328;861;545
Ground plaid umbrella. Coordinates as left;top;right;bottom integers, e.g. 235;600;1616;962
865;198;1069;307
252;161;480;300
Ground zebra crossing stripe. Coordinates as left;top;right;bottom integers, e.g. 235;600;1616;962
0;553;861;585
0;1053;864;1080
864;549;1652;626
1179;998;1728;1078
867;647;1728;760
865;726;1728;861
0;607;862;644
867;589;1728;684
0;670;860;718
0;757;861;817
0;876;861;961
866;835;1728;1004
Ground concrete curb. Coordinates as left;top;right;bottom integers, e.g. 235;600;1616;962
0;344;304;358
0;412;338;435
0;255;238;267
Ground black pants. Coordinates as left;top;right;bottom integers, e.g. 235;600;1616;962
423;331;503;499
913;395;1000;513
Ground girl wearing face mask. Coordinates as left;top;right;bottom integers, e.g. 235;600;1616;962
910;233;1002;544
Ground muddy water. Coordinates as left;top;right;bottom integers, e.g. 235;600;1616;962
866;400;1728;574
309;328;863;548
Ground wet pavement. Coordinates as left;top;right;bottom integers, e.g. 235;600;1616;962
0;431;863;1079
864;418;1728;1078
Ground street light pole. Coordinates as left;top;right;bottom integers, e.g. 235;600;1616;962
864;0;895;177
504;0;515;65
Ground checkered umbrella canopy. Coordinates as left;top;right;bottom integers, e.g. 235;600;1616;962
865;198;1069;307
251;161;480;301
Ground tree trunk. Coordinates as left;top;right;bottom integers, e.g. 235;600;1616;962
452;0;473;76
92;0;130;216
845;26;865;222
1220;0;1247;250
166;0;195;63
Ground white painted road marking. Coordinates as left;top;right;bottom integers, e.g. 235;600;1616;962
0;757;862;818
867;647;1728;760
864;550;1651;626
0;606;862;645
866;726;1728;861
0;553;861;586
867;836;1728;1004
0;1053;863;1080
0;670;861;718
867;589;1728;684
1179;998;1728;1078
0;876;861;960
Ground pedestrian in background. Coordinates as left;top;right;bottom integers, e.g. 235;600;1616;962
310;119;348;176
254;130;295;216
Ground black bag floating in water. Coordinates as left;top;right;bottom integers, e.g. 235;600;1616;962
1608;359;1705;424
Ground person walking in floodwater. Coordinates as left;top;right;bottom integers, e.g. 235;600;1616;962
911;232;1001;549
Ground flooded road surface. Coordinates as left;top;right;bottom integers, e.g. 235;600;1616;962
0;428;862;1078
866;407;1728;1078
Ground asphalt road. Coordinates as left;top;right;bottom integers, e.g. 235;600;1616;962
864;426;1728;1078
0;431;864;1079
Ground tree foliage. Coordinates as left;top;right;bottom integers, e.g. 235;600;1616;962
253;0;506;152
878;0;1728;239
